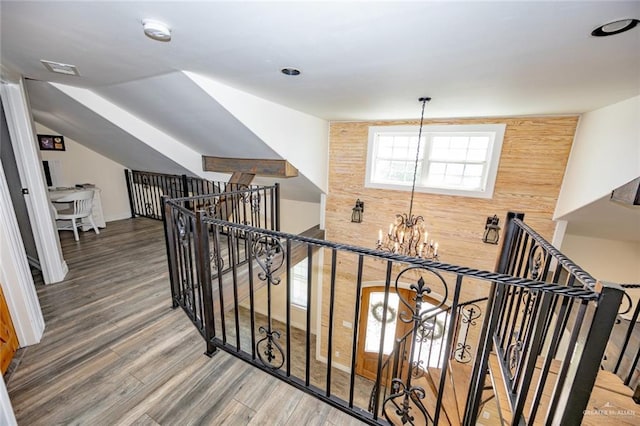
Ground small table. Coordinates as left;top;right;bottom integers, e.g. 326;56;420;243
49;187;106;231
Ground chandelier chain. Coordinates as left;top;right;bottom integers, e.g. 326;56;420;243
408;97;430;219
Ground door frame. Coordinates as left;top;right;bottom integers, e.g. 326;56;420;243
1;78;68;285
355;286;416;381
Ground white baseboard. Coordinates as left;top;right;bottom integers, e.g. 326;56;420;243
104;211;134;223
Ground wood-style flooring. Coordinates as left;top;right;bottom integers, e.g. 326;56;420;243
6;218;365;425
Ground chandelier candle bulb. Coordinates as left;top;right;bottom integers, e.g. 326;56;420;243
378;229;383;244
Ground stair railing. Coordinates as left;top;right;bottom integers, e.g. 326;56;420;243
603;283;640;390
161;185;279;340
465;212;625;426
368;297;488;418
125;169;271;221
162;198;623;426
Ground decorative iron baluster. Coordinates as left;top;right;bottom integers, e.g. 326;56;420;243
209;239;224;273
507;330;523;379
453;303;482;363
382;267;448;425
177;213;189;246
253;235;285;369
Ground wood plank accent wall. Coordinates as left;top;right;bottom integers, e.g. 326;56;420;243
319;115;578;365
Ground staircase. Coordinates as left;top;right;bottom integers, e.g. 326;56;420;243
487;352;639;425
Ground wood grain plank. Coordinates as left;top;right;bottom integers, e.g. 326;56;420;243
6;218;364;425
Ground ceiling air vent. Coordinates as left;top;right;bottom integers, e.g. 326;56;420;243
610;177;640;206
40;60;80;76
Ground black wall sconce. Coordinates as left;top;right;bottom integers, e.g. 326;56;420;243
483;215;501;244
351;199;364;223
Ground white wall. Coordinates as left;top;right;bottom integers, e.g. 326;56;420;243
561;233;640;283
36;123;131;222
279;199;321;235
185;71;329;194
555;95;640;219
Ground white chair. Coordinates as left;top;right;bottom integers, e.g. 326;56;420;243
52;190;100;241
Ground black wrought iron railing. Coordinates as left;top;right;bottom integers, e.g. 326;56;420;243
161;186;279;335
162;192;625;425
465;213;625;426
368;296;488;421
124;169;271;221
602;283;640;392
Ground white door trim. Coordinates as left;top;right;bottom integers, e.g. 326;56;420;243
0;160;44;345
1;78;67;284
0;376;17;426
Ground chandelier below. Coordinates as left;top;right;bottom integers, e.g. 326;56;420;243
375;97;439;260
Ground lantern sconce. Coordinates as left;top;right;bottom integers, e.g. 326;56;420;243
483;215;501;244
351;199;364;223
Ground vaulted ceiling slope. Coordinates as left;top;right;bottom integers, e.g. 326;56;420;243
26;79;324;202
92;71;280;161
27;79;192;176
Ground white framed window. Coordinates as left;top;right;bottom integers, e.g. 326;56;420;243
291;258;308;309
365;124;506;198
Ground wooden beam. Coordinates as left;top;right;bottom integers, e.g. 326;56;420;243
202;156;298;178
214;172;256;221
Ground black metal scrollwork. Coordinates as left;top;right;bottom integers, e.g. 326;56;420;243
382;379;432;425
176;214;188;246
453;303;482;363
506;331;523;379
253;235;285;369
209;240;224;273
381;266;448;424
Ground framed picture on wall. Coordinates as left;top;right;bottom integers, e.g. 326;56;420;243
38;134;65;151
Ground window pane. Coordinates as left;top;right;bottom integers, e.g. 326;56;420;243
374;160;391;181
469;137;489;150
414;304;447;368
364;292;400;354
462;176;482;189
432;136;450;150
368;125;502;196
450;137;469;150
446;163;464;176
466;149;487;162
465;164;484;177
291;258;308;308
378;145;393;158
429;162;446;175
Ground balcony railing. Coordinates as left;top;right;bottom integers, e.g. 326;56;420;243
124;169;273;222
162;191;624;425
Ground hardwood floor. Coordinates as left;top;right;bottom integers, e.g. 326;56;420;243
6;218;365;425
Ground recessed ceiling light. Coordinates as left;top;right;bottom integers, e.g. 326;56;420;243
591;18;639;37
142;19;171;42
40;60;80;76
281;67;301;76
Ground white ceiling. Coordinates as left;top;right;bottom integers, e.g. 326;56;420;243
1;1;639;234
1;1;638;120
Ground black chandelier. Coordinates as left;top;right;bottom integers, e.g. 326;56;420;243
376;97;439;260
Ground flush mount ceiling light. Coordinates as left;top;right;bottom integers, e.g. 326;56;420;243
40;60;80;76
142;19;171;42
591;18;639;37
281;67;301;76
